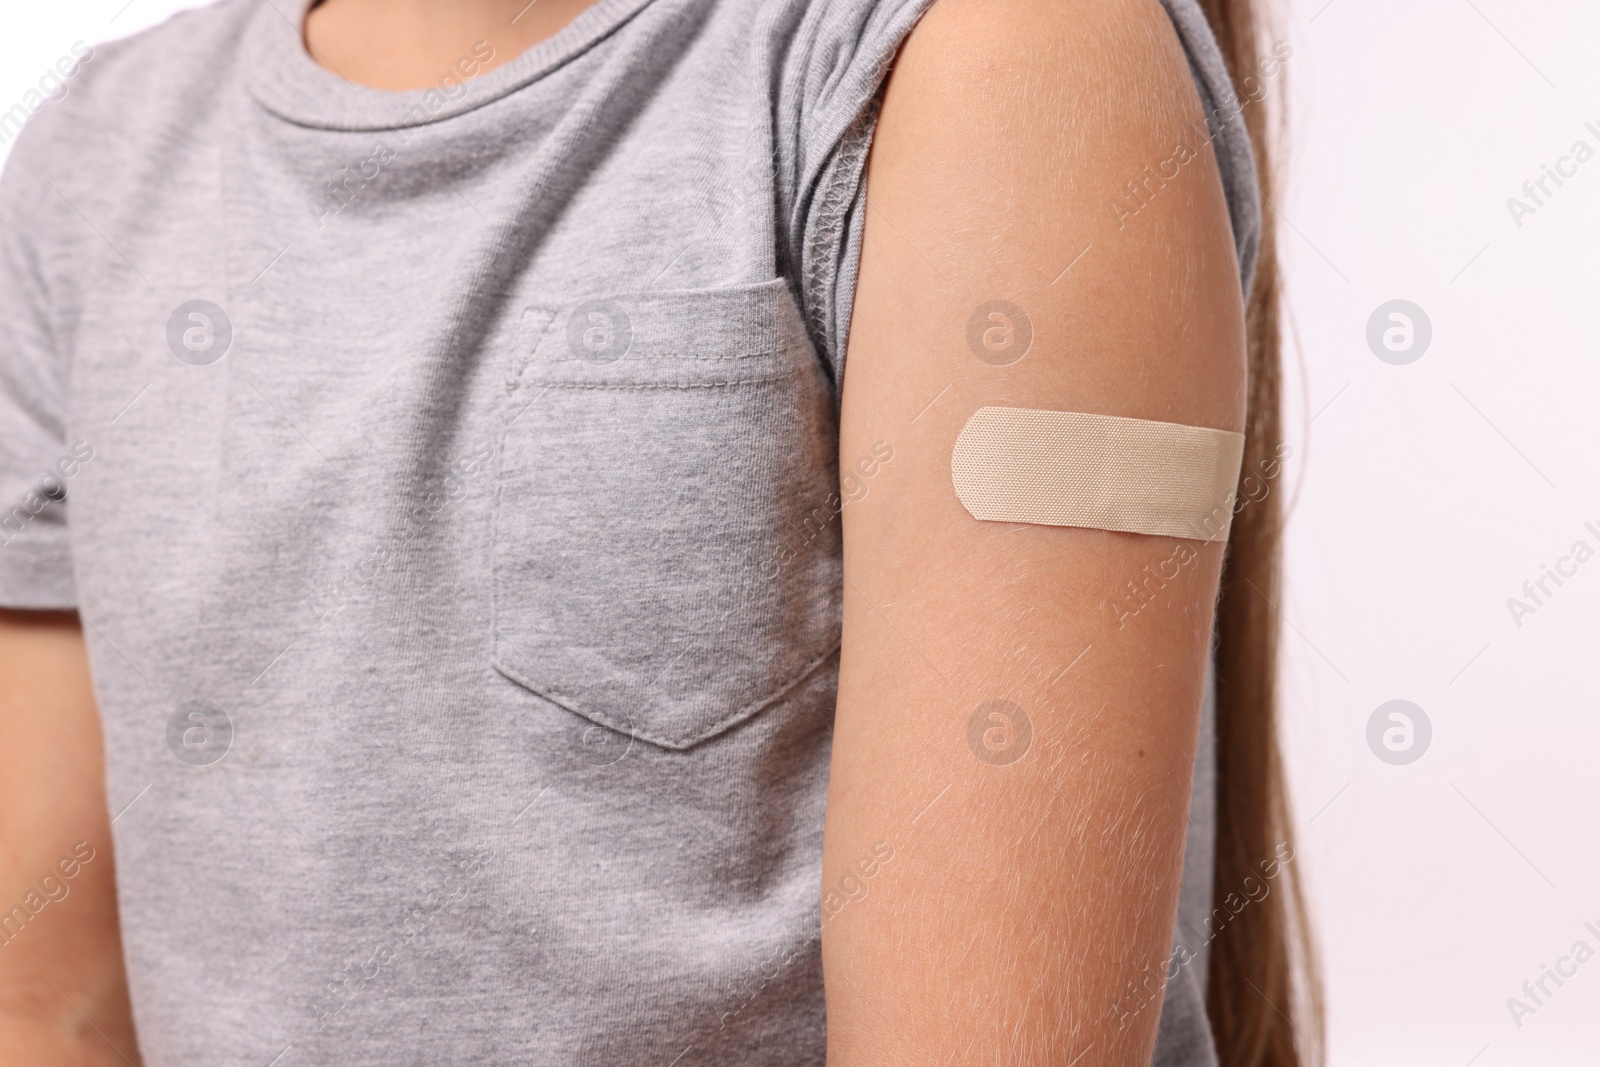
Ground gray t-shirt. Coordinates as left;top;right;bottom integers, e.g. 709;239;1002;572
0;0;1258;1063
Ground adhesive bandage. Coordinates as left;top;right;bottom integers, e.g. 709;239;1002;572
951;407;1246;541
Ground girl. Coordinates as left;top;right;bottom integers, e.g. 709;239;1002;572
0;0;1312;1063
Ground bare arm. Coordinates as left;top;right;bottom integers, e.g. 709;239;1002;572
823;0;1247;1063
0;609;140;1065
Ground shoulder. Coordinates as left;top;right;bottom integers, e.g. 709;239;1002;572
0;0;256;311
880;0;1262;289
845;0;1251;438
885;0;1220;173
869;0;1250;301
1;0;254;197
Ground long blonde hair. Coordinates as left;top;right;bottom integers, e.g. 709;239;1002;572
1190;2;1322;1063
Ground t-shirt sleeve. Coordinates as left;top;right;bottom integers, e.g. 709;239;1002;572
774;0;936;389
0;123;80;610
1157;0;1263;295
777;0;1262;390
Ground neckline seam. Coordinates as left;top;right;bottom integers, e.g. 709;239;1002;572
242;0;660;132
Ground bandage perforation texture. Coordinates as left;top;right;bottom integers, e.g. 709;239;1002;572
952;407;1245;542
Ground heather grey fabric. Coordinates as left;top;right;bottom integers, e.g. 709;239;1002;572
0;0;1257;1063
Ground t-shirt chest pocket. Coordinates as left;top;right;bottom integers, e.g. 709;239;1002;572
492;279;842;749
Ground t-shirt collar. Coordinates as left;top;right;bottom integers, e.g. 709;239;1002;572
241;0;659;131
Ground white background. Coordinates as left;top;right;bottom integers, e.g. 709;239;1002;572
4;1;1597;1064
1269;2;1600;1065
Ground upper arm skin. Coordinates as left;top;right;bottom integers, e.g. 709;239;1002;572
0;610;140;1065
823;1;1246;1064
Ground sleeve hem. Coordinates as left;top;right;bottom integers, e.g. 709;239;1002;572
0;539;78;609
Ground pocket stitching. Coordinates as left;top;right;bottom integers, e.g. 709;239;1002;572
491;281;834;751
519;279;804;382
516;373;797;392
536;349;783;364
491;637;840;751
